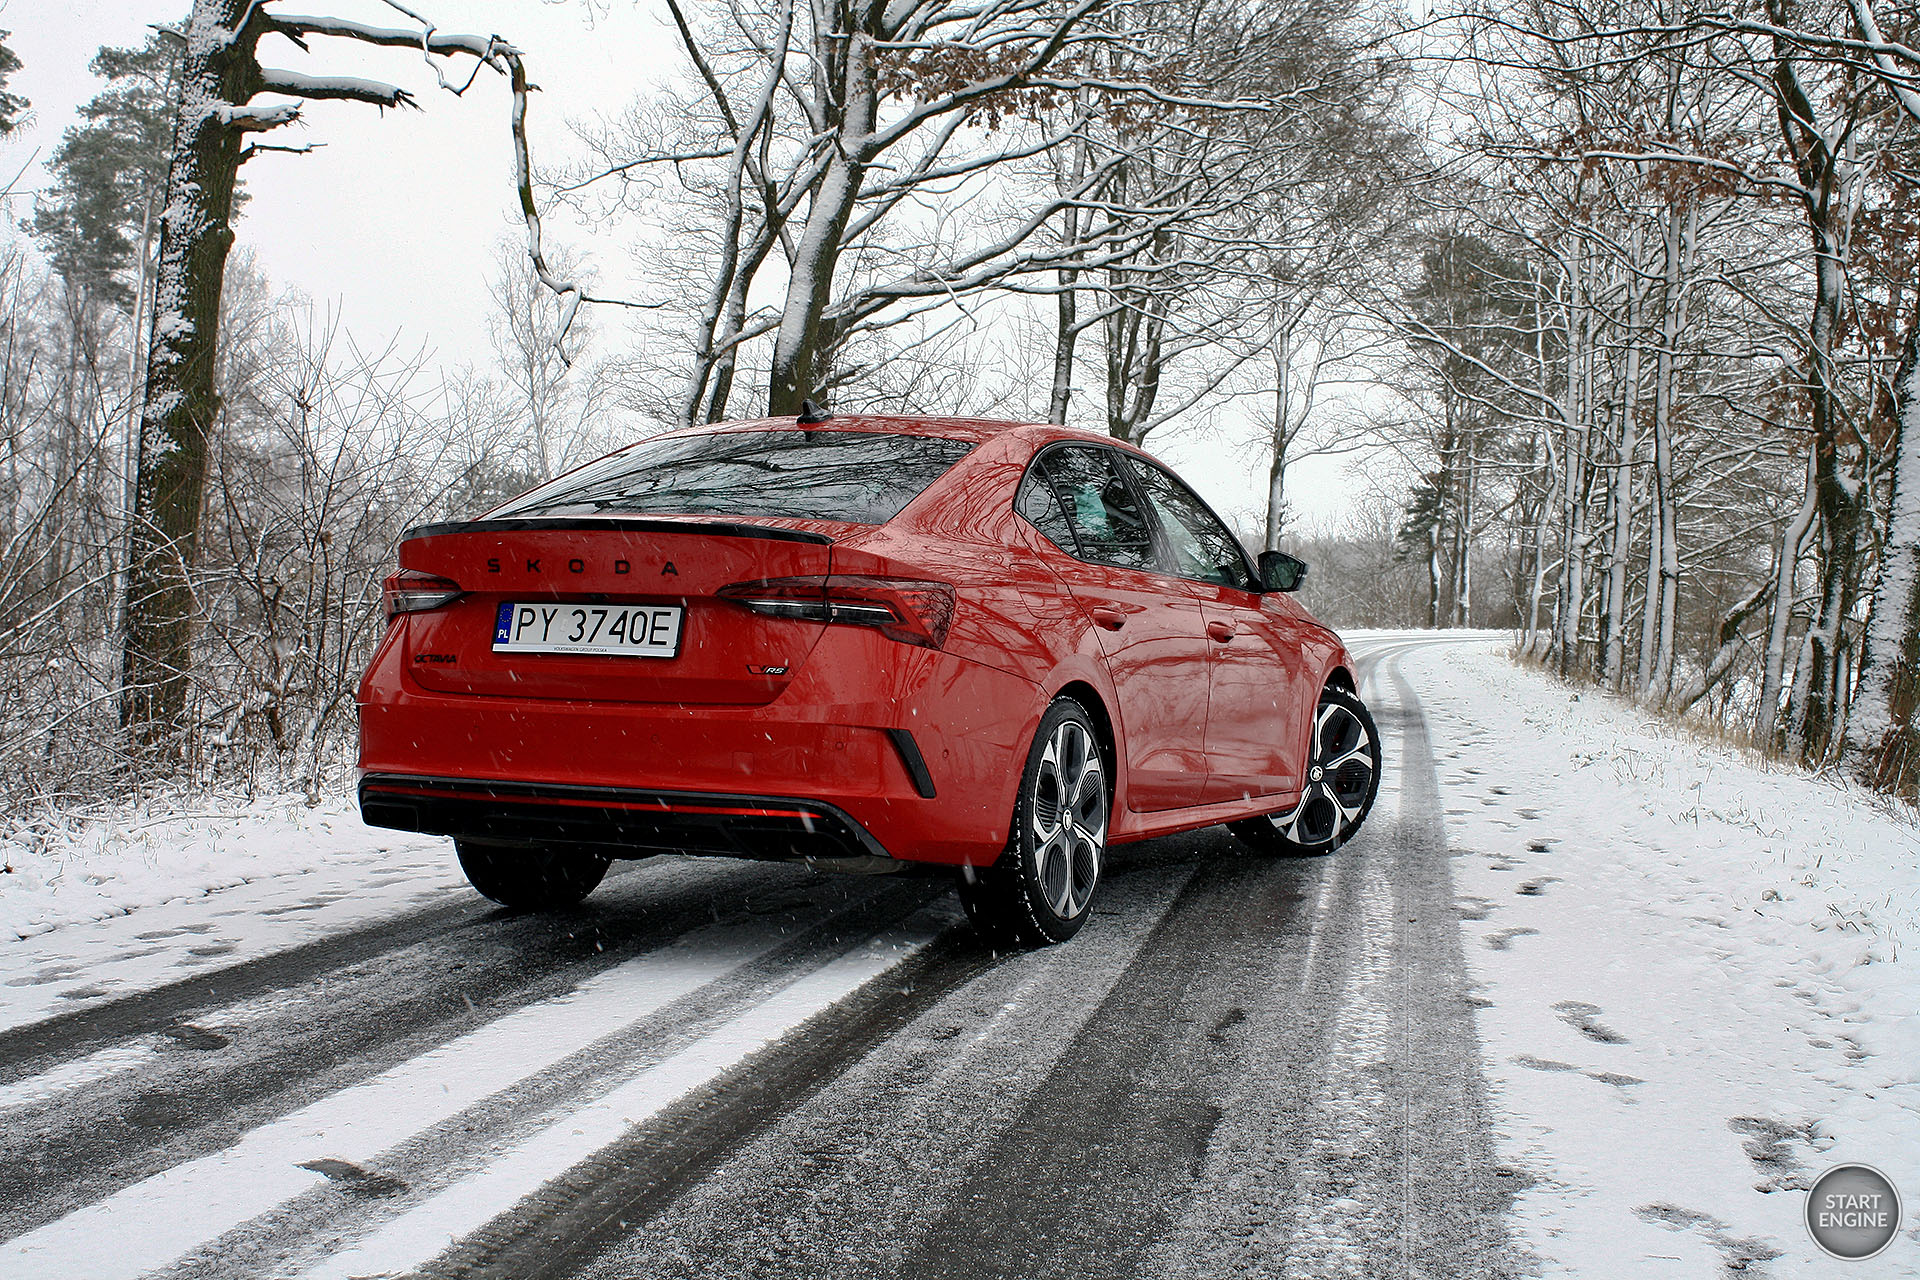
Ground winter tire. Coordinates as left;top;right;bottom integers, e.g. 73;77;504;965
455;839;610;910
959;698;1109;946
1230;685;1381;857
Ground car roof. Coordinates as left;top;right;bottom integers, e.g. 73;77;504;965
669;413;1130;450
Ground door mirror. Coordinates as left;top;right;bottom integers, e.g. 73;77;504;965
1257;550;1308;593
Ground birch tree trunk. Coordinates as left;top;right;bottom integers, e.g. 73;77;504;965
1639;202;1691;702
1758;450;1819;743
1555;253;1591;677
1843;320;1920;794
1602;258;1644;691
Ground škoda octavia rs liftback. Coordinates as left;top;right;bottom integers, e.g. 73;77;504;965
357;409;1382;945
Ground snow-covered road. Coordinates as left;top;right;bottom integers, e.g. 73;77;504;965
0;633;1914;1278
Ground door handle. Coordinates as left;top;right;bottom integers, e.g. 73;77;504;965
1206;620;1237;643
1089;607;1128;631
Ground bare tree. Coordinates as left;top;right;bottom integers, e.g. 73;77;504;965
122;0;574;744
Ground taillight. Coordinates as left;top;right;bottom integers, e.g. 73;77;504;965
718;575;955;649
382;569;464;622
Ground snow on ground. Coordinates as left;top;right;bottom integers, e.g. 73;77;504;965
1404;641;1920;1277
0;794;460;1034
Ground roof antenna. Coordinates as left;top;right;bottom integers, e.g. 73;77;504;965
797;398;833;425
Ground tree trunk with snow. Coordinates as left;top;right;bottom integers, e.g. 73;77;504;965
117;1;551;743
120;0;256;738
1784;227;1865;764
1765;26;1869;765
766;24;873;418
1843;323;1920;794
1555;254;1592;676
1758;451;1819;744
1601;254;1644;691
1638;203;1691;703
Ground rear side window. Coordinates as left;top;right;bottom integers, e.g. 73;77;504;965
489;430;975;525
1016;469;1078;553
1038;446;1157;572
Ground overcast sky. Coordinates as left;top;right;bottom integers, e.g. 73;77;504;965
6;0;676;363
3;0;1369;534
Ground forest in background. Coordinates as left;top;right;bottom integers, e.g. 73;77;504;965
0;0;1917;814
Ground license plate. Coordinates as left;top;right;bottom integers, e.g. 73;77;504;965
492;602;684;657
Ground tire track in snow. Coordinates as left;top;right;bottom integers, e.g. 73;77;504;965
302;909;968;1280
557;851;1207;1280
0;857;937;1244
1251;651;1514;1278
167;877;954;1280
898;847;1330;1280
0;873;952;1280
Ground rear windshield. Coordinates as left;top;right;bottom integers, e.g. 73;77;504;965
488;429;976;525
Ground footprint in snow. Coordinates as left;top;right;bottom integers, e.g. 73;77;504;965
1485;927;1538;951
1730;1116;1813;1193
1553;1000;1627;1044
1517;877;1559;897
1636;1203;1721;1231
1455;896;1494;921
1634;1203;1783;1273
7;965;88;988
1512;1054;1579;1072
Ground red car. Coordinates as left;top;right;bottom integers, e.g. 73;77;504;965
357;411;1380;945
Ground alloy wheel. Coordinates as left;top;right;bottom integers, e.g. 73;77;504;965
1275;697;1377;847
1030;717;1107;919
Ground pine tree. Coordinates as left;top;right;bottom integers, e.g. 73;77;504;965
31;34;183;304
0;31;27;135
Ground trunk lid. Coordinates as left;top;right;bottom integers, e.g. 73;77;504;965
396;518;838;705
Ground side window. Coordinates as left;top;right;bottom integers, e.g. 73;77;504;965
1129;460;1258;590
1039;446;1158;572
1016;467;1079;555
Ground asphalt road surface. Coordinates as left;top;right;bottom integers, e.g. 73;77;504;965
0;634;1524;1279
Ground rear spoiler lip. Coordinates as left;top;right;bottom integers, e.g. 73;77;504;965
400;517;835;546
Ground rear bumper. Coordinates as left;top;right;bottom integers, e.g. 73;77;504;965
356;627;1041;865
359;774;889;861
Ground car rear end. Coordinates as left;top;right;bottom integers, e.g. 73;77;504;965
357;420;1044;869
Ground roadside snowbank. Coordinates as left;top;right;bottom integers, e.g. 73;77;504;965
1402;641;1920;1277
0;794;459;1032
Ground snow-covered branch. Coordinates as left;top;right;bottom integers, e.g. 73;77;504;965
257;69;416;109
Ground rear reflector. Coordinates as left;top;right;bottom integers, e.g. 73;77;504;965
717;575;955;649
